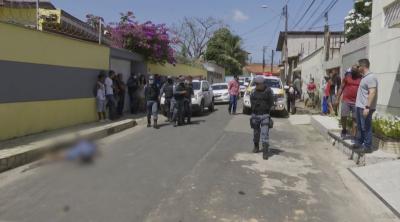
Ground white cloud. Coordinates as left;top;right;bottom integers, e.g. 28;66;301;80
232;9;249;22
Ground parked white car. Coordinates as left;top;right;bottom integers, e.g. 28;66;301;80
243;75;287;115
211;83;229;104
160;80;214;114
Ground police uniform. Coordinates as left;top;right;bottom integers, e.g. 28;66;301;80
250;76;274;160
172;79;186;127
184;81;194;124
161;77;174;121
145;76;160;128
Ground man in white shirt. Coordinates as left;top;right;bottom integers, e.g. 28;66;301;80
105;70;117;120
96;73;106;121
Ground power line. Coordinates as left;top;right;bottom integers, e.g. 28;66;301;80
292;0;317;30
240;16;280;37
307;0;339;30
301;0;325;30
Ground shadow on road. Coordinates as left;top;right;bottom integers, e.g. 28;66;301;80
188;119;206;125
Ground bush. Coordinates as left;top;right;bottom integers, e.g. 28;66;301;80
372;117;400;140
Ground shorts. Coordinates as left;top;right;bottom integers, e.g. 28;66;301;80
328;94;336;104
341;102;356;118
96;99;106;112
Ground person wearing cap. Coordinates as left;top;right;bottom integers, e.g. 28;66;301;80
145;75;160;129
183;76;194;124
335;65;361;138
250;76;274;160
172;76;187;127
160;76;174;122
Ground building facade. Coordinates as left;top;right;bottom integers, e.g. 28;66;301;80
369;0;400;116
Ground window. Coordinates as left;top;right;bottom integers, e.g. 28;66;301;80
192;82;201;90
384;0;400;28
202;82;209;91
212;85;228;90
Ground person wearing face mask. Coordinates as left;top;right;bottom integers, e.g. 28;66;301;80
183;76;194;124
172;76;187;127
335;66;362;139
145;75;160;129
127;73;139;114
250;76;274;160
160;76;174;122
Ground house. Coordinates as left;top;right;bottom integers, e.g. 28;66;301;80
243;63;280;76
276;31;345;83
369;0;400;116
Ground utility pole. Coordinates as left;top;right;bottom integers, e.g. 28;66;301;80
283;4;289;83
262;46;266;73
36;0;40;30
98;18;102;45
324;12;330;61
271;49;274;74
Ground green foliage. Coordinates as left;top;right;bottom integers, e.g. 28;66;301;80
344;0;372;42
205;28;247;75
372;117;400;140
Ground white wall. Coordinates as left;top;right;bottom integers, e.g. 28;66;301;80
298;48;324;100
110;58;131;113
369;0;400;116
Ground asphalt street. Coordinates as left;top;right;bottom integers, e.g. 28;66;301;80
0;103;398;222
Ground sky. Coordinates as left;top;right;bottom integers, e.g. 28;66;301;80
50;0;353;64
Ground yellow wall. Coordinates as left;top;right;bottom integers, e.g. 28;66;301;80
148;63;207;77
0;8;36;26
0;98;97;140
0;22;109;69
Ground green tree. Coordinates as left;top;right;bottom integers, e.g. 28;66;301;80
205;28;247;75
344;0;372;42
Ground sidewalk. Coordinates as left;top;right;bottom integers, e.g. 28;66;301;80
309;113;400;219
0;113;145;173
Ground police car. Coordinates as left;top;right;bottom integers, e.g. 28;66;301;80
242;75;287;115
160;80;214;115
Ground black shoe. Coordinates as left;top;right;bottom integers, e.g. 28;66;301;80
153;120;159;129
263;143;269;160
147;118;151;127
253;143;260;153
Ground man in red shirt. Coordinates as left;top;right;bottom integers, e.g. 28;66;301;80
228;75;240;115
335;66;362;138
306;78;316;107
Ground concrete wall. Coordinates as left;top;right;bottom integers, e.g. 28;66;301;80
0;22;110;140
147;63;207;78
298;48;324;100
369;0;400;116
340;34;369;76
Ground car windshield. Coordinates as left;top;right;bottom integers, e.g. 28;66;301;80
212;85;228;90
192;82;201;90
251;79;282;88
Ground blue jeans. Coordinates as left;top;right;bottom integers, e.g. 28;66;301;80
356;107;375;149
228;95;238;113
251;114;270;144
146;100;158;120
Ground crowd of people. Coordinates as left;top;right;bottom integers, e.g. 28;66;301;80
304;58;378;153
94;70;196;129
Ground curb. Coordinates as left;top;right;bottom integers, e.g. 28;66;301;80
348;167;400;219
0;119;137;173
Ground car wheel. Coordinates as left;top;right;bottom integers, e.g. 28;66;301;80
243;107;251;115
200;100;205;114
208;100;214;112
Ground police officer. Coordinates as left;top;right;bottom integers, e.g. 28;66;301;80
184;76;194;124
250;76;274;160
172;76;187;127
160;76;174;122
145;75;160;129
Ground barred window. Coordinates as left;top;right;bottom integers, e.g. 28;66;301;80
384;0;400;28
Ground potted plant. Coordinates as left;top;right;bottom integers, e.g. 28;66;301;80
372;116;400;156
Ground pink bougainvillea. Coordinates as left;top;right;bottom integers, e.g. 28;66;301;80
109;12;177;64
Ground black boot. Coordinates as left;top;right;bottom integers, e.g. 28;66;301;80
253;143;259;153
147;117;151;127
153;119;159;129
263;143;269;160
